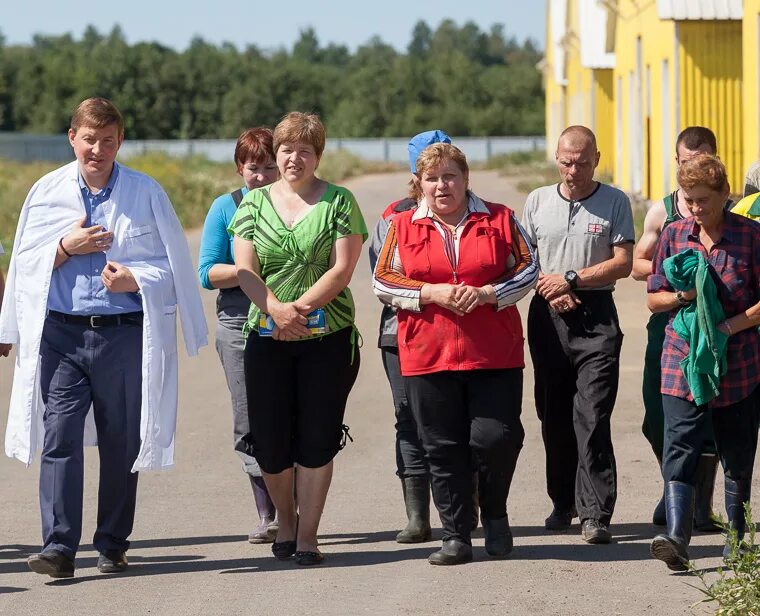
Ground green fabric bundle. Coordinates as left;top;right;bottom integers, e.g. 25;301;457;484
663;248;729;405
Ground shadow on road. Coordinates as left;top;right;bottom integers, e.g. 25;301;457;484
0;586;28;594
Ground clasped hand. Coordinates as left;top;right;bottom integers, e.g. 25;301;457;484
425;283;488;316
535;273;570;301
269;301;312;341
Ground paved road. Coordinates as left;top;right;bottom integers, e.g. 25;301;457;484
0;171;746;615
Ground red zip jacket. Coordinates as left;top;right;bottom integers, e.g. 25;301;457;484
388;201;525;376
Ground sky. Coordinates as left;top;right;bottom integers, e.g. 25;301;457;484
2;0;546;52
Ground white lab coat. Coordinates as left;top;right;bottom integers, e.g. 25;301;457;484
0;161;208;471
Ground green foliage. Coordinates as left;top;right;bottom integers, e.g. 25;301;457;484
0;21;543;139
689;505;760;615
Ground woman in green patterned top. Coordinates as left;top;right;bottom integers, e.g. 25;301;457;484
230;111;367;566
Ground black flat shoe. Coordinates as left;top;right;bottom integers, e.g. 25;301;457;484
428;539;473;566
295;550;324;566
271;540;297;560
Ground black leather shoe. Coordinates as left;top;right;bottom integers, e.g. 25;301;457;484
97;550;128;573
581;519;612;544
428;539;473;566
27;550;75;578
295;550;324;566
271;540;297;560
545;507;576;531
482;516;513;558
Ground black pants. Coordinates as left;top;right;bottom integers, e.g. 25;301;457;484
662;388;760;484
405;368;524;544
527;292;622;525
241;327;360;473
380;347;428;478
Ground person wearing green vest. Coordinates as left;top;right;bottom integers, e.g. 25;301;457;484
632;127;721;531
730;192;760;223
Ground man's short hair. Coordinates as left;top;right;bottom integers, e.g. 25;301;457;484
273;111;326;158
558;125;597;152
677;154;729;193
234;127;275;170
70;97;125;135
675;126;717;155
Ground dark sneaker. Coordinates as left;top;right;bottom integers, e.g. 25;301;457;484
97;550;128;573
582;519;612;544
545;507;576;531
428;539;473;566
27;550;75;578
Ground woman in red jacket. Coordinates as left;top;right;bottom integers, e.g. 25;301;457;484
373;143;538;565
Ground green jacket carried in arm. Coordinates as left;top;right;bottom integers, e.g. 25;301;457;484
663;248;729;406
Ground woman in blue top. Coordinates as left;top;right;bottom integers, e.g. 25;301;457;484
198;127;279;543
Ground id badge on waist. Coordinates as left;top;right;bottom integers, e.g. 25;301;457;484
258;308;327;337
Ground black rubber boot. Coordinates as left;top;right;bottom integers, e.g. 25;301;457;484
482;515;513;558
650;481;695;572
428;538;473;566
652;456;666;527
471;473;480;531
249;476;277;544
723;477;752;562
694;454;721;532
396;476;433;544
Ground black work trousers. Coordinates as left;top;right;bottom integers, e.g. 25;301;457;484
405;368;524;544
527;292;622;525
381;346;428;478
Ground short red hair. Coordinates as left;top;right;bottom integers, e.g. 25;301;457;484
234;127;275;171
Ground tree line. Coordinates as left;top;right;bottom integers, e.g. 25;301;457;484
0;20;544;139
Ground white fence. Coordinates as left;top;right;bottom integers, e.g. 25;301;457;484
0;133;546;164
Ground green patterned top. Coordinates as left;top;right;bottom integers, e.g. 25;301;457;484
229;182;368;339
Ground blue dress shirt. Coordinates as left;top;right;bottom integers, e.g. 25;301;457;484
47;164;143;315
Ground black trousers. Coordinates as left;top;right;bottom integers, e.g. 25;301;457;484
527;292;622;525
241;327;360;473
662;388;760;485
380;347;428;478
405;368;524;544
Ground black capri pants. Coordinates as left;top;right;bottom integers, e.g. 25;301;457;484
240;326;360;473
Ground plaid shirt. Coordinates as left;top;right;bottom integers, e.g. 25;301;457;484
648;212;760;407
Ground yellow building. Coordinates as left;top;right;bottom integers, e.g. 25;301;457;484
544;0;615;179
743;0;760;181
608;0;743;199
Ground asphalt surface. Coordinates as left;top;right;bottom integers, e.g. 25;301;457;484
0;170;749;615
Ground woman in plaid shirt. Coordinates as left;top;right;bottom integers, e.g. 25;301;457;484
647;154;760;572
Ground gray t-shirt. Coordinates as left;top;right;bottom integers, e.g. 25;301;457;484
522;183;634;291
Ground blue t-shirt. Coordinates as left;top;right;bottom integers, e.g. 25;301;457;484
198;187;249;290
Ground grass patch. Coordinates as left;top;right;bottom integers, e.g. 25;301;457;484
689;505;760;615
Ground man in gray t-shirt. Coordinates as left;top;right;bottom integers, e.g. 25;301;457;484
522;126;634;545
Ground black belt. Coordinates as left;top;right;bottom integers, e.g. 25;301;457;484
47;310;143;328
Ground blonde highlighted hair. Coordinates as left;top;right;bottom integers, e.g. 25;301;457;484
273;111;326;158
408;143;470;201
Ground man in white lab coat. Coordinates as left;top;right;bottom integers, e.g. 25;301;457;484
0;97;207;578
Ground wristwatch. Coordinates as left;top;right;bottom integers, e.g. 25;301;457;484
564;270;579;290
